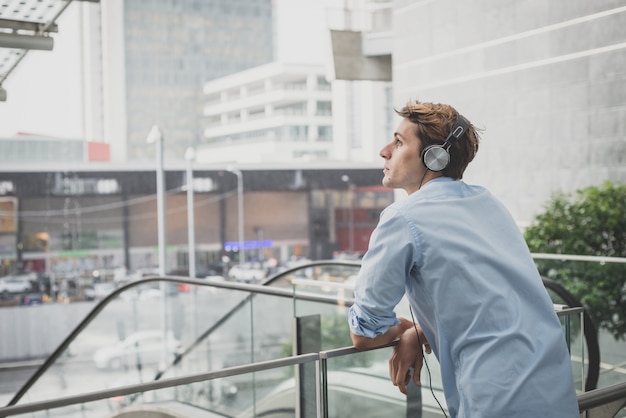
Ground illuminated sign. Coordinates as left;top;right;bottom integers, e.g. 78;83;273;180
224;240;274;251
53;174;120;195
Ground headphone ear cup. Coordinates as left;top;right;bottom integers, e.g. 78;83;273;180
422;145;450;172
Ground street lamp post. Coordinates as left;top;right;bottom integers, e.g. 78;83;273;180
185;147;196;279
341;175;355;253
147;125;167;276
227;166;244;266
147;125;168;367
185;147;199;345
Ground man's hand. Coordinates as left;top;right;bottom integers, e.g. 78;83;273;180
388;321;431;395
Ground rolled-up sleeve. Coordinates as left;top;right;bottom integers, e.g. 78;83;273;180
349;207;417;338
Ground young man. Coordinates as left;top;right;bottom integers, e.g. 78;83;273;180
348;100;579;417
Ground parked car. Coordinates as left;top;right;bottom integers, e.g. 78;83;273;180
0;277;32;294
21;292;43;305
93;282;117;300
93;330;182;370
227;263;267;283
83;286;96;301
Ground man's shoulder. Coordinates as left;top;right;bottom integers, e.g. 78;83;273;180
382;180;495;217
405;179;490;203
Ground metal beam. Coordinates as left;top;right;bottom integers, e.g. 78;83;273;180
0;33;54;51
0;18;58;33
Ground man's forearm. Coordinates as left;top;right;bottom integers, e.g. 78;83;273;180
350;318;413;350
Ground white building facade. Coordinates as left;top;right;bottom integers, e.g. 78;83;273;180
198;62;394;165
199;62;335;164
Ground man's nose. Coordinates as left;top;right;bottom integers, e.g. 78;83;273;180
380;143;391;159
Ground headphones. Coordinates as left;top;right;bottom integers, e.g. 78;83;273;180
421;114;470;172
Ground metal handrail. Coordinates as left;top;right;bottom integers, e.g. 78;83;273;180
0;352;320;417
1;342;624;418
0;342;384;418
578;381;626;418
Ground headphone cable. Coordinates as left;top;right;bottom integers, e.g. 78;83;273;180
409;306;449;418
418;169;429;190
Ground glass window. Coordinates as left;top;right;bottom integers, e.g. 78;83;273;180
316;101;332;115
317;126;333;141
288;126;308;141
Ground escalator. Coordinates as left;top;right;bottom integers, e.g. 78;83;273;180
3;261;362;417
1;261;601;418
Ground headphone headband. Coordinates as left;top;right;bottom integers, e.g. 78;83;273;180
442;115;470;151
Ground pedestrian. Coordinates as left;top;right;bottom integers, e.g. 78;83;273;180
348;100;579;417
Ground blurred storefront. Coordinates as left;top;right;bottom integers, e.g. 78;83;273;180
0;163;386;280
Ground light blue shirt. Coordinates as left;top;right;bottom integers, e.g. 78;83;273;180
349;178;579;418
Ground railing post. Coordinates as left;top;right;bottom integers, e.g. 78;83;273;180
318;352;329;418
294;315;321;418
406;379;423;418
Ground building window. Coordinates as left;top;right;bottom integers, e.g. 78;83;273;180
317;126;333;142
275;102;306;116
317;76;331;90
316;101;332;116
293;126;309;141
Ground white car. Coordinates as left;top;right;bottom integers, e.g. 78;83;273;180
93;330;182;370
0;277;32;294
228;264;266;282
93;282;117;300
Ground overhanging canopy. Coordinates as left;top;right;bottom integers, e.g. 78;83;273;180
0;0;99;102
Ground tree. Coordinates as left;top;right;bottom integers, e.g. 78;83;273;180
524;181;626;340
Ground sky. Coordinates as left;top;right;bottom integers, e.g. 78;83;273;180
0;0;331;139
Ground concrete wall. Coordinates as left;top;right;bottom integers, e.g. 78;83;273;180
392;0;626;225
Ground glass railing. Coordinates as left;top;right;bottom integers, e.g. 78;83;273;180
3;262;358;411
2;344;623;418
6;278;296;411
1;260;606;418
531;253;626;391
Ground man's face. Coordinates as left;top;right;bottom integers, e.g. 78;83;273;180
379;117;426;195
